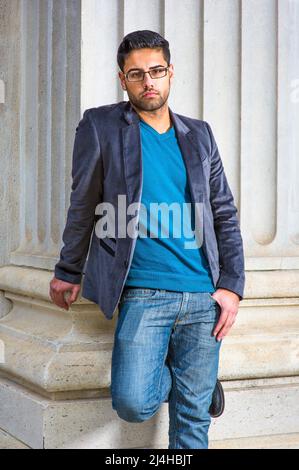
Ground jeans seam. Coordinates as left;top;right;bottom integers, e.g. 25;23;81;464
170;334;178;449
173;293;185;329
155;334;172;405
173;367;178;448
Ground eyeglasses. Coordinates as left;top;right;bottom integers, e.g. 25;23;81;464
124;66;169;82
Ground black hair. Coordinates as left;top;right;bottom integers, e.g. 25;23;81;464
117;30;171;72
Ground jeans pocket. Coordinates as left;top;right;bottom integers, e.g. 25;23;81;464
208;293;221;308
121;287;158;301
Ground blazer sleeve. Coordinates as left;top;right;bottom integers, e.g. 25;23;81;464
205;122;245;300
54;109;103;284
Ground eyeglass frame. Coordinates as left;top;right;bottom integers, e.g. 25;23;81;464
123;65;170;82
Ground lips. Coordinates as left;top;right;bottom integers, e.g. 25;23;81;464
143;91;158;97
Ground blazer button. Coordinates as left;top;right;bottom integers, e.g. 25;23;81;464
124;260;129;268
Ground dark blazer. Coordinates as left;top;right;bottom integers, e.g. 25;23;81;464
54;100;245;320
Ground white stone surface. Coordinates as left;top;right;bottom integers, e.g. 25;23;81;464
3;0;81;272
209;433;299;450
0;428;29;450
0;375;298;449
0;79;5;104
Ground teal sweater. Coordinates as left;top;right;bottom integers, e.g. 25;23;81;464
125;118;215;293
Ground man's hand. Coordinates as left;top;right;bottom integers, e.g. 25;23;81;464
211;288;240;341
49;277;81;310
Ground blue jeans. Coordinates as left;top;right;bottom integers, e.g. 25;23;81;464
110;287;222;449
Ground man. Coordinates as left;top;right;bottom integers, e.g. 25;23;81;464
50;30;245;449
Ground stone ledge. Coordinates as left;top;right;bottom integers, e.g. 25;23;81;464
209;432;299;449
135;433;299;449
0;279;298;392
0;292;114;394
1;266;299;304
244;269;299;298
0;265;90;305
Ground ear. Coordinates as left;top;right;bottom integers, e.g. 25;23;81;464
118;71;127;91
168;63;174;86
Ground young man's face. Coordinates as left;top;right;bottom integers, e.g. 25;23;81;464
119;48;174;112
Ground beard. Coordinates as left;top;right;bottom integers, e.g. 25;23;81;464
126;83;170;112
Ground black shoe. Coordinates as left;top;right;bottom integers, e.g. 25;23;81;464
164;378;225;418
209;379;225;418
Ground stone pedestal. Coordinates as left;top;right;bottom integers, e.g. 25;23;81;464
0;266;299;448
1;372;299;449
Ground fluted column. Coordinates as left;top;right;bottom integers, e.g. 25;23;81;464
9;0;81;270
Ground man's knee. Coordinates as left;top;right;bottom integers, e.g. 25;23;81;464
112;396;153;423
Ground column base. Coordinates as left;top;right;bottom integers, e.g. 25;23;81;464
0;374;298;449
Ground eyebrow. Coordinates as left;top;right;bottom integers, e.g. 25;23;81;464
125;65;166;73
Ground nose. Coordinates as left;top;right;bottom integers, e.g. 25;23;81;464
142;72;154;87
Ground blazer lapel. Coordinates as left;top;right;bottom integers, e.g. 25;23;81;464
169;107;204;204
121;101;205;206
122;102;143;205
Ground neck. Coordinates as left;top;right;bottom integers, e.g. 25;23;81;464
130;101;172;133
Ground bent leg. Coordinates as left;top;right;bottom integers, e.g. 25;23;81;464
110;292;176;423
